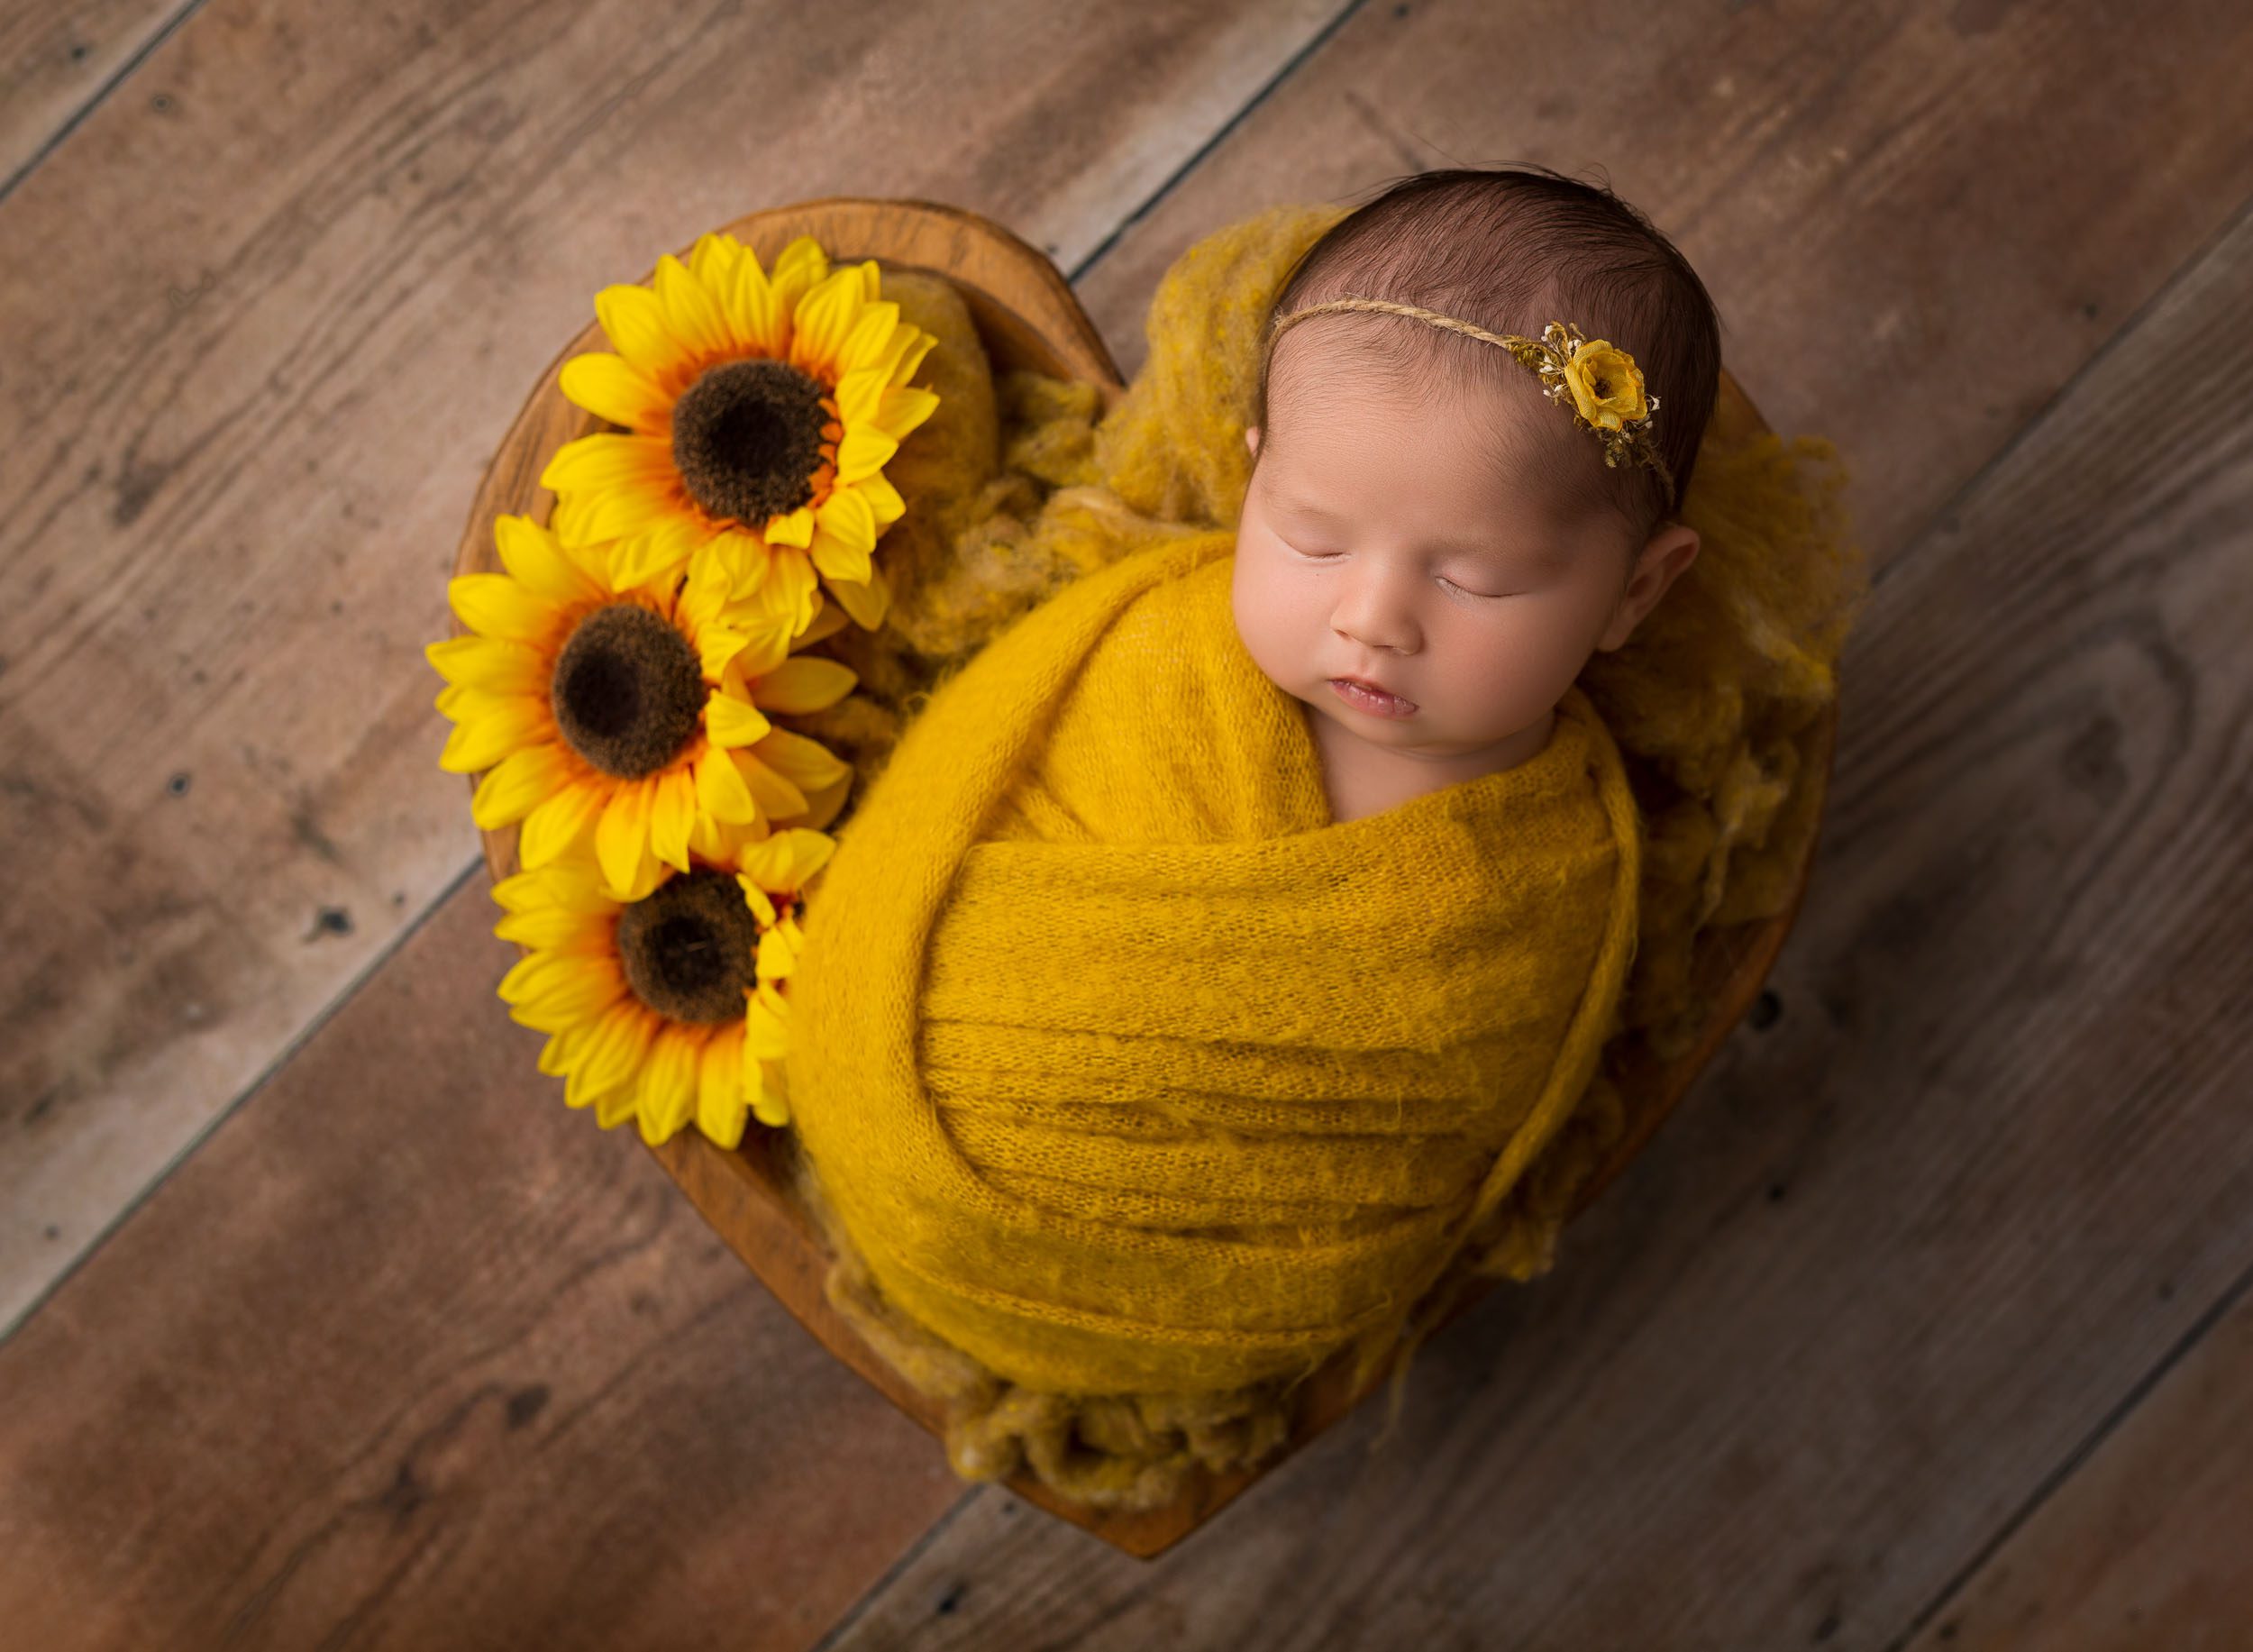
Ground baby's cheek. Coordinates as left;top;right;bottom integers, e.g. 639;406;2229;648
1230;550;1300;685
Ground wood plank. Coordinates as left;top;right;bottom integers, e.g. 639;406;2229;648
0;0;187;192
0;871;977;1651
779;89;2253;1652
1900;1265;2253;1649
0;0;1349;1331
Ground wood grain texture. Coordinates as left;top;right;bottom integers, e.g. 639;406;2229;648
0;0;187;191
1901;1266;2253;1649
782;135;2253;1652
0;0;1347;1331
0;871;974;1652
452;196;1829;1557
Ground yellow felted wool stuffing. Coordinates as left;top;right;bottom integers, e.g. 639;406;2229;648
771;202;1866;1511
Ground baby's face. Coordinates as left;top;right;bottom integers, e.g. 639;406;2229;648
1233;355;1645;770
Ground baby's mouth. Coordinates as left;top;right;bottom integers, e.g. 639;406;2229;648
1328;676;1417;717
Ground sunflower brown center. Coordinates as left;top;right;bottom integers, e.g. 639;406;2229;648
616;868;762;1024
670;357;826;525
550;602;705;780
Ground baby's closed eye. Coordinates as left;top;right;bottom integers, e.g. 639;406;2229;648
1281;538;1512;600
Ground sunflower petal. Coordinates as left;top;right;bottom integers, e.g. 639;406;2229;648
705;690;772;749
751;654;855;714
686;231;741;302
767;236;829;330
541;432;675;497
755;544;818;638
887;328;938;388
737;754;809;820
854;470;906;528
426;634;544;695
594;283;686;382
726;253;785;358
835;363;887;428
441;697;548;773
649;765;696;874
741;826;836;892
743;992;790;1061
753;725;853;793
751;1063;790;1129
695;745;761;825
654;253;729;361
765;505;815;550
836;301;902;376
729;615;798;680
633;1027;701;1145
695;1023;748;1148
498;514;606;607
788;268;862;378
496;907;600;950
832;424;900;486
815;484;876;557
739;878;778;926
582;1001;659;1100
872;385;940;444
449;573;562;644
506;954;625;1021
559;352;672;436
824;562;888;633
611;513;708;592
754;926;798;987
471;740;571;829
808;526;871;587
510;976;628;1036
518;779;605;869
595;780;656;899
492;870;548;913
593;1084;640;1131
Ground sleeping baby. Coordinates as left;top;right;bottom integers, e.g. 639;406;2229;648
783;169;1724;1496
1233;166;1715;824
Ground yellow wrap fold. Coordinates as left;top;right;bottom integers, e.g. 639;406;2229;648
785;531;1642;1403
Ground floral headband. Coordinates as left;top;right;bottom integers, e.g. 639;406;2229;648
1262;299;1676;512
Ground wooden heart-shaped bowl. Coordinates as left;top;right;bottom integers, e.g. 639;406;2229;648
452;196;1838;1559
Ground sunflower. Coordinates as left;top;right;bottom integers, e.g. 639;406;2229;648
541;230;940;641
492;826;835;1145
430;513;858;902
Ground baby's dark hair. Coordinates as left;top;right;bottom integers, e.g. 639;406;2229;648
1251;166;1722;543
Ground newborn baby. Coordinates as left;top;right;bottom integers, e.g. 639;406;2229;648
1232;166;1719;824
785;169;1710;1458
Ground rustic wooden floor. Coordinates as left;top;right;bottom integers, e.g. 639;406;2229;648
3;0;2248;1645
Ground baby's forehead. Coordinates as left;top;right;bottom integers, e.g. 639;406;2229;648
1268;346;1600;523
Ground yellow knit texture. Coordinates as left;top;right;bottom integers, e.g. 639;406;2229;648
789;531;1641;1385
771;203;1867;1511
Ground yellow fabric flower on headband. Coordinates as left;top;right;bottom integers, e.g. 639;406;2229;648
1559;340;1649;432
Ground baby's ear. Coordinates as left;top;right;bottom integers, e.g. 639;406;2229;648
1244;424;1260;458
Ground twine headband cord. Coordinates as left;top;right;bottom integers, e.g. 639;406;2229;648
1262;298;1677;513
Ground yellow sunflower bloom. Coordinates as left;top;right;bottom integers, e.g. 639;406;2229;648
430;513;858;902
541;230;941;641
490;826;836;1145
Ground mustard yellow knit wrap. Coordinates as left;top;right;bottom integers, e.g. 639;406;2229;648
785;525;1641;1426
